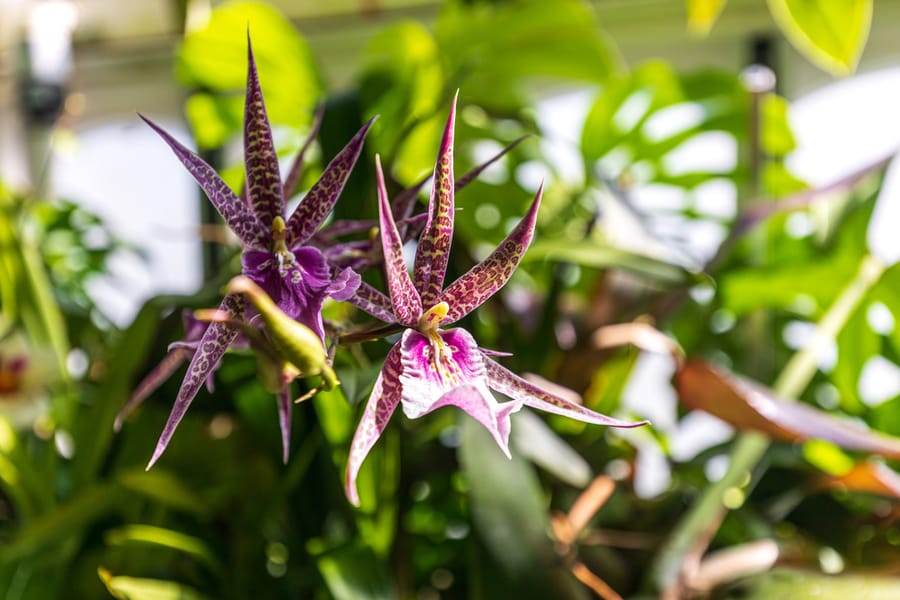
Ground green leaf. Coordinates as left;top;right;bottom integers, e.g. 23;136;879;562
686;0;728;36
315;545;396;600
98;568;208;600
176;0;323;148
436;0;621;110
720;568;900;598
524;238;692;285
767;0;872;76
104;525;222;574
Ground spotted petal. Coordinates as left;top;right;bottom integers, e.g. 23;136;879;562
286;118;376;246
484;357;650;429
277;387;292;464
398;327;521;456
140;115;266;249
148;294;245;468
345;344;402;507
413;94;457;305
243;39;284;228
347;281;397;324
440;183;543;325
283;102;325;201
376;156;422;326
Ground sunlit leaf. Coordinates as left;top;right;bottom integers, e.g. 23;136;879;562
176;0;323;148
104;525;222;573
436;0;621;110
675;359;900;459
720;567;900;598
767;0;872;76
525;238;692;285
687;0;728;36
316;545;396;600
98;568;208;600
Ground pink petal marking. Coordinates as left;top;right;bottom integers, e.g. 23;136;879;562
147;294;244;469
397;327;521;457
484;357;650;429
413;93;457;305
345;344;403;507
277;386;292;464
140;115;266;250
243;38;284;228
286;118;376;246
440;184;543;325
282;101;325;201
347;281;397;323
376;156;422;326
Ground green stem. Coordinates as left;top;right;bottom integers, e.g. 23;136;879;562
649;254;886;594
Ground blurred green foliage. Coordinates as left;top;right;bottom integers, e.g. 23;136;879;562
1;1;899;599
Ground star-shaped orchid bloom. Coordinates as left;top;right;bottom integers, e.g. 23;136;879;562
136;38;372;468
344;97;649;506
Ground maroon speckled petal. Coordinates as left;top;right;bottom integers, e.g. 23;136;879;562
114;346;191;431
440;183;543;325
347;281;397;323
286;118;376;246
140;115;266;249
413;94;457;305
244;39;284;227
376;156;422;326
345;343;402;506
277;386;292;464
147;294;244;469
283;101;325;201
484;357;649;429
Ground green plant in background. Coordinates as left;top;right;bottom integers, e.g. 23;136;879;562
1;1;900;599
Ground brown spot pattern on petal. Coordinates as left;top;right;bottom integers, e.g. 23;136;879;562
243;42;283;229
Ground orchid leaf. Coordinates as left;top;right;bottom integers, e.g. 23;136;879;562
720;568;900;598
767;0;872;76
675;359;900;459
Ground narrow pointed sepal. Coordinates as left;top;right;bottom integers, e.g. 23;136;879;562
283;101;326;201
347;281;397;323
345;344;403;506
140;115;266;249
147;294;244;469
286;117;377;246
484;357;650;429
243;38;284;228
375;155;422;326
277;387;292;464
413;93;457;305
440;183;543;325
115;346;191;431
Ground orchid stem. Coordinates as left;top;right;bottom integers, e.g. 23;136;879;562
649;254;886;596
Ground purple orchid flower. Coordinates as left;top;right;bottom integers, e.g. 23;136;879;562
344;96;649;506
135;38;373;468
